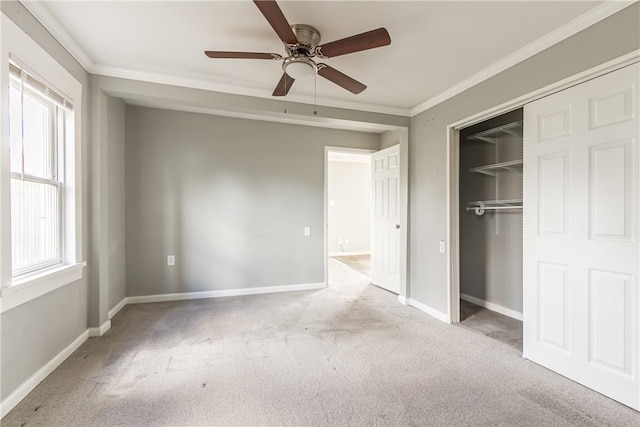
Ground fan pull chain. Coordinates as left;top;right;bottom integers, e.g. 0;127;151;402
313;72;318;116
284;79;287;114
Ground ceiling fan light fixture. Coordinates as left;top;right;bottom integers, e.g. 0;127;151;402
283;57;317;80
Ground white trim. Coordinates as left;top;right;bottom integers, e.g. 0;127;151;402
446;127;460;324
0;329;89;419
398;128;409;300
0;262;86;313
329;250;371;257
460;293;523;321
407;298;449;323
445;51;640;325
108;297;127;320
18;0;94;71
397;295;407;305
127;282;326;305
88;320;111;337
410;1;635;116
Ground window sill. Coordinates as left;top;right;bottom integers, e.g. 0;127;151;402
1;262;87;313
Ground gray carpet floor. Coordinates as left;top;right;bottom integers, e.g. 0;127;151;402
3;259;639;426
459;299;523;352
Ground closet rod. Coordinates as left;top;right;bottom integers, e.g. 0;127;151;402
466;205;523;216
465;206;522;211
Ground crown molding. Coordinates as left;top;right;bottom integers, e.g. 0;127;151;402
409;1;636;117
19;0;95;71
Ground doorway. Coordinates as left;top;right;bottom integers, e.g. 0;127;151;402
326;149;373;286
456;109;524;351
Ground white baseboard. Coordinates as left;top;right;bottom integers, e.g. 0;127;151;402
460;293;523;321
108;298;127;320
397;295;408;305
88;320;111;337
127;282;326;305
0;329;89;418
408;298;450;323
329;251;370;257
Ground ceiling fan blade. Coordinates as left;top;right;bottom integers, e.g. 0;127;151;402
205;51;282;60
253;0;298;45
272;73;295;96
318;64;366;94
317;28;391;58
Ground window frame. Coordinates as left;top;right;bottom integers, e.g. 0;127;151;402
1;13;85;313
9;78;66;277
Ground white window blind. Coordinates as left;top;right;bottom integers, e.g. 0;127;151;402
8;60;71;276
9;61;73;110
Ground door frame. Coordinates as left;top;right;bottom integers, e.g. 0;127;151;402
325;131;409;299
446;51;639;324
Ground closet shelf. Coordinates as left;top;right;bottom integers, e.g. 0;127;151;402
467;120;523;143
469;159;523;176
466;199;523;216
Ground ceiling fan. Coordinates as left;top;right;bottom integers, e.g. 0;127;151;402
204;0;391;96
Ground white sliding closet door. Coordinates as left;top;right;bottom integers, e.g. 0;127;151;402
523;63;639;409
371;145;400;294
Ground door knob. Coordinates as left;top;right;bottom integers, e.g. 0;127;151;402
395;224;400;229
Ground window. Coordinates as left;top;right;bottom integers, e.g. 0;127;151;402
8;62;73;277
1;17;84;312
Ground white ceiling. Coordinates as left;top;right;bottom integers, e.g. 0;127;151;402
30;1;606;114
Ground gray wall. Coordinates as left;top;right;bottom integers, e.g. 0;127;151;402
0;1;90;401
107;97;126;309
328;161;371;253
408;3;640;313
126;106;379;296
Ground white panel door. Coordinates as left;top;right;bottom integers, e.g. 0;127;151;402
371;145;400;293
524;63;639;409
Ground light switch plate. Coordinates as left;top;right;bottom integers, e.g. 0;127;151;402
304;227;311;237
167;255;175;266
439;240;446;253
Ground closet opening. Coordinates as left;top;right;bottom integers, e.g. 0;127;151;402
457;108;524;352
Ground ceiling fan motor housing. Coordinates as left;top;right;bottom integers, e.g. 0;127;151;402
290;24;321;50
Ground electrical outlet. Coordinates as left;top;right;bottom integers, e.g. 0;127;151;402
304;227;311;237
439;240;446;254
167;255;175;266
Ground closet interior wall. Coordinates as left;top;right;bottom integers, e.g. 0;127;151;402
459;109;524;316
